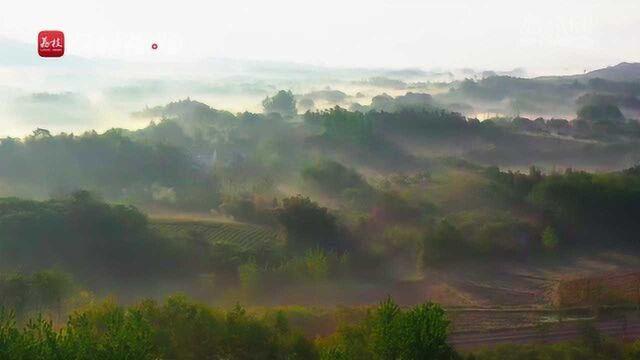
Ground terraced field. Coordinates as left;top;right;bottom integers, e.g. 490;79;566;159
150;218;282;250
555;270;640;307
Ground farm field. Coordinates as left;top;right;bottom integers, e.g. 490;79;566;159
147;217;640;337
149;218;282;250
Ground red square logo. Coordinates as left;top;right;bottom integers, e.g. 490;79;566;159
38;30;65;57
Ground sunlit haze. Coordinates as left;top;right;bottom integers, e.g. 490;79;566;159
6;1;640;355
2;0;639;72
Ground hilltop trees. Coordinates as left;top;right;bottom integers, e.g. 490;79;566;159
0;130;200;202
305;106;375;145
262;90;297;118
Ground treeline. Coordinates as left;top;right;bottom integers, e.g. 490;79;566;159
4;294;640;359
215;157;640;268
448;75;640;117
419;165;640;264
0;129;217;208
0;296;453;360
0;192;359;298
0;99;296;208
304;106;496;145
0;270;74;320
305;159;640;268
306;99;638;147
491;166;640;246
6;163;640;288
3;97;639;213
0;192;188;288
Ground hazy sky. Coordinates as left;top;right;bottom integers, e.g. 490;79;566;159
2;0;639;73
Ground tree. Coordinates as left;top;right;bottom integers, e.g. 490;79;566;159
421;219;464;265
275;195;342;253
400;302;453;359
262;90;297;118
370;297;402;359
32;128;52;138
541;225;559;251
301;160;369;196
31;270;74;319
577;103;624;124
318;297;454;359
0;274;29;320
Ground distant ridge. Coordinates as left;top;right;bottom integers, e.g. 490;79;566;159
582;62;640;82
537;62;640;82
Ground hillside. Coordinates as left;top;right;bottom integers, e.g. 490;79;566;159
537;62;640;83
583;62;640;82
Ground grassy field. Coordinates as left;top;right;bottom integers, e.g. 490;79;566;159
149;218;282;250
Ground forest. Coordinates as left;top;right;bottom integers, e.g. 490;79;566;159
3;63;640;358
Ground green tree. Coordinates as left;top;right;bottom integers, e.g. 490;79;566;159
370;297;402;359
422;219;465;265
301;160;370;196
541;226;559;251
400;303;453;359
577;103;624;124
305;106;374;145
0;274;30;320
276;195;343;253
318;297;454;359
262;90;297;118
31;270;74;319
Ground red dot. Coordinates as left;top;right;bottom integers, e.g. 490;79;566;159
151;43;158;50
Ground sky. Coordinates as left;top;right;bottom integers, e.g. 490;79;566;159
2;0;639;74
